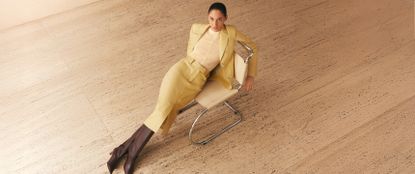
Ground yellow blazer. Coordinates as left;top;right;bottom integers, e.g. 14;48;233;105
186;23;258;90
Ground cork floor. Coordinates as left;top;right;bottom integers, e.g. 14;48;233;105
1;0;414;173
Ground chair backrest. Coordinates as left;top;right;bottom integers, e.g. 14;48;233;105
234;41;254;89
234;53;248;86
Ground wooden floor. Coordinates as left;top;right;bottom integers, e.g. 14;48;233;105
1;0;414;173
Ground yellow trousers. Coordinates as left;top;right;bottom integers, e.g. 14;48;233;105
143;56;210;135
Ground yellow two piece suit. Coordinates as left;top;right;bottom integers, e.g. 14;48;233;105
143;23;258;135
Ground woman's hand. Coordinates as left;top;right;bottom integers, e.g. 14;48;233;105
242;76;255;91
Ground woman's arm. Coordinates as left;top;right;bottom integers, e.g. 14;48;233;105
186;24;196;56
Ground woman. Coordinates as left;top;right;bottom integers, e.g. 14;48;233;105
107;2;258;174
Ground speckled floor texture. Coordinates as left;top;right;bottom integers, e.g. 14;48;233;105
1;0;415;173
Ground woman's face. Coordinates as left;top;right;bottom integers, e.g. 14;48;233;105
208;9;227;32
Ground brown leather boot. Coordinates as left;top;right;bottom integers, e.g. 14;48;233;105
106;126;143;174
123;124;154;174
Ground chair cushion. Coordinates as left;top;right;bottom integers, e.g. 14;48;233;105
196;80;238;109
234;53;248;85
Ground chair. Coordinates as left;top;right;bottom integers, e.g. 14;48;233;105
178;40;254;145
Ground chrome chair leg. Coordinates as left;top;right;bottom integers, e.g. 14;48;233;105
178;99;198;114
188;100;243;145
224;100;241;115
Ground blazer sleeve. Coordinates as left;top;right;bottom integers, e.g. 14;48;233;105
186;23;196;56
235;28;258;78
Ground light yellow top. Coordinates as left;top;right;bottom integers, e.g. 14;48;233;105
190;27;220;72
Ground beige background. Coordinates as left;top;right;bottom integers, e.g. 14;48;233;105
1;0;415;173
0;0;100;30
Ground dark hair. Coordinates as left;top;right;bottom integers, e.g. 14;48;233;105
208;2;227;18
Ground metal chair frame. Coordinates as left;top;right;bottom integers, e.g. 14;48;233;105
178;41;254;145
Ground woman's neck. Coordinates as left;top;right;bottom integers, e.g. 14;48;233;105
209;26;222;33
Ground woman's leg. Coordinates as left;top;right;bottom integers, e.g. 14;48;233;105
142;59;189;134
107;57;207;173
158;104;180;136
158;87;202;136
106;60;182;173
155;60;209;135
121;59;187;173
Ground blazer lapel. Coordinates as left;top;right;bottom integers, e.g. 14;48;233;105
191;24;229;63
219;26;229;62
